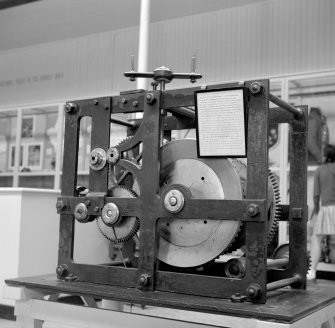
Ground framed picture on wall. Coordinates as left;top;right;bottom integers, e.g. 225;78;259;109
21;116;35;138
8;142;43;171
27;143;42;169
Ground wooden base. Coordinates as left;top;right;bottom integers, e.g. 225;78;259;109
4;275;335;328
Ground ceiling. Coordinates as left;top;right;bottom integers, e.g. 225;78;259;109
0;0;269;51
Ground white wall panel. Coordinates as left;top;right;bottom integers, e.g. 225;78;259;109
0;0;334;108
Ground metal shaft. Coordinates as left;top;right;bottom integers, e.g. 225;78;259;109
110;117;137;128
168;107;195;118
269;93;302;119
267;258;289;269
267;275;301;292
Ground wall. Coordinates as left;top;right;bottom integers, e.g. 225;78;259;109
0;0;334;108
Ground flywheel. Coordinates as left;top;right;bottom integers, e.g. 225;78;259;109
157;139;245;268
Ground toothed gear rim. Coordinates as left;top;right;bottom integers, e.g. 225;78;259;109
157;139;243;268
268;170;281;244
96;186;139;243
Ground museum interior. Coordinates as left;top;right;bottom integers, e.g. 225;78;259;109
0;0;334;327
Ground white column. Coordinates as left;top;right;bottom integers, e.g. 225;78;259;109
137;0;151;90
278;78;289;245
13;108;23;187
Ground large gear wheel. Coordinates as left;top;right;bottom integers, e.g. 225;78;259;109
96;186;139;243
157;139;244;268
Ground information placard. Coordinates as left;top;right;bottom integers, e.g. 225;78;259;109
195;88;247;157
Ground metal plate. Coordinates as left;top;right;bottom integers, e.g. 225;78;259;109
157;139;243;267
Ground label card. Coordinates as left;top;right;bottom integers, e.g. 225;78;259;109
195;88;247;157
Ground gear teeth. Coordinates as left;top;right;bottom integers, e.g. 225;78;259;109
114;136;135;153
97;186;140;243
267;169;281;244
224;158;247;254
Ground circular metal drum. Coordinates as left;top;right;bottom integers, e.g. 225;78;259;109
157;139;245;268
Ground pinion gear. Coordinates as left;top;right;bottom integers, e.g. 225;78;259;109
96;186;139;243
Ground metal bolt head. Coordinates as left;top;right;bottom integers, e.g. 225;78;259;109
106;147;120;165
250;82;264;96
164;189;185;213
93;99;99;105
89;148;107;171
74;203;89;223
138;274;150;287
65;103;77;114
121;98;127;104
169;196;178;206
247;283;262;300
56;264;68;276
247;204;259;217
94;206;100;213
101;203;120;225
132;100;139;107
84;200;91;207
230;292;247;303
145;93;156;104
56;200;64;211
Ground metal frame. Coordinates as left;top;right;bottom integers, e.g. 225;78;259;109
56;79;308;306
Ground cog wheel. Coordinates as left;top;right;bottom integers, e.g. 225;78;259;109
224;168;281;254
96;186;139;243
267;170;281;244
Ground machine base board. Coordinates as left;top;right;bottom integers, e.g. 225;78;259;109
5;274;335;325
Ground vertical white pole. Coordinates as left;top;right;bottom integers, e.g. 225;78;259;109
137;0;151;90
278;78;289;245
54;104;65;190
13;108;23;187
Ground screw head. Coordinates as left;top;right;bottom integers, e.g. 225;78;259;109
121;98;127;104
132;100;139;107
93;99;99;105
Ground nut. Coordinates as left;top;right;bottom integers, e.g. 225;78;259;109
247;283;262;300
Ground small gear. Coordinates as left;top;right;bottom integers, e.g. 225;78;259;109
96;186;139;243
